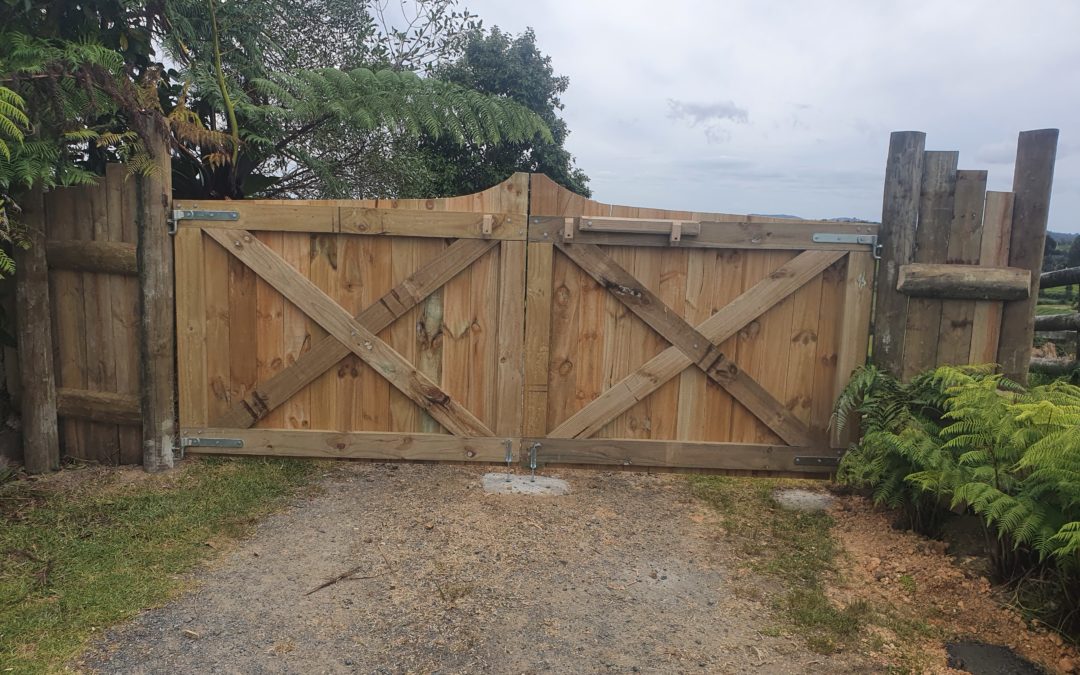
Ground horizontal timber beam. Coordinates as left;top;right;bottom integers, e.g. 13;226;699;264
174;201;525;239
1034;313;1080;331
896;263;1030;300
524;437;842;474
181;428;510;462
1041;266;1080;289
57;388;141;425
529;216;878;250
1030;357;1078;376
46;240;137;275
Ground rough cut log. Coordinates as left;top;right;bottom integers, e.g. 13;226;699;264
1034;313;1080;331
873;131;926;377
1035;330;1078;342
896;263;1030;300
1029;357;1078;376
56;388;141;425
1040;266;1080;289
134;122;177;471
14;189;60;473
46;240;137;275
998;129;1059;383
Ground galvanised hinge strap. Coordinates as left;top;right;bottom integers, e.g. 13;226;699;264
811;233;881;259
171;209;240;222
180;437;244;448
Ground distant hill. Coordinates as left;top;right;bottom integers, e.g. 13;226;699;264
1049;231;1076;246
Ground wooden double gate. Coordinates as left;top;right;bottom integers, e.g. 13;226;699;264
175;173;875;475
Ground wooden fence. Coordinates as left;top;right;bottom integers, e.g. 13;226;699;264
7;128;1059;473
872;130;1058;383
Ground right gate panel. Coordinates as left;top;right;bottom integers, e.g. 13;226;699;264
523;174;875;475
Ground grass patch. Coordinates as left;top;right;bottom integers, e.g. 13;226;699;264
688;476;934;662
1035;303;1073;316
0;456;322;673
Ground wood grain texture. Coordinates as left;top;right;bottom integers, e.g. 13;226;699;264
204;228;494;437
998;129;1059;383
15;189;60;472
897;264;1029;300
548;250;845;439
873;131;926;377
46;240;136;274
213;238;496;428
901;151;958;380
56;388;140;425
495;241;526;436
182;428;508;461
175;227;208;427
523;241;554;436
134;130;176;471
936;170;988;365
527;437;841;473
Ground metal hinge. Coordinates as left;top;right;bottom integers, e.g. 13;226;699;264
169;209;240;235
812;233;881;260
794;455;841;467
176;436;244;458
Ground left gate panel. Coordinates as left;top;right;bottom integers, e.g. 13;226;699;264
172;175;529;461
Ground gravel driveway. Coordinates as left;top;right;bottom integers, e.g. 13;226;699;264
79;463;863;673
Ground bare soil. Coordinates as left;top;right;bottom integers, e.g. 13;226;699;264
78;464;868;673
830;495;1080;674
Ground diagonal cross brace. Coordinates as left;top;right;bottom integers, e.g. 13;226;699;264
204;229;495;437
214;238;498;429
549;248;846;442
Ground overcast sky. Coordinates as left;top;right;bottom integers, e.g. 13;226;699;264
464;0;1078;232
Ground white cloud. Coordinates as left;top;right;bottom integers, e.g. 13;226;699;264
466;0;1080;231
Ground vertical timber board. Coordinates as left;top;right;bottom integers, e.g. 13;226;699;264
15;189;60;473
901;151;959;380
523;241;553;436
175;227;208;427
135;130;177;471
997;129;1059;383
109;164;142;464
873;131;926;377
415;239;447;433
306;233;338;431
936;170;988;365
281;233;312;430
495;240;526;436
387;237;421;432
48;188;88;458
255;232;286;428
204;226;232;424
85;180;121;463
809;256;846;440
831;252;875;447
969;192;1015;364
704;247;745;443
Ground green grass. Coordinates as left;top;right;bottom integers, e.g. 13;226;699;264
0;456;321;673
1035;304;1074;316
688;476;933;663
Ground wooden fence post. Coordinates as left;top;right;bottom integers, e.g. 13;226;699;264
135;127;177;471
873;131;926;377
14;189;60;473
997;129;1059;383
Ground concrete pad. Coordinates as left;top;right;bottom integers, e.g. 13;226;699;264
482;472;570;495
773;488;834;512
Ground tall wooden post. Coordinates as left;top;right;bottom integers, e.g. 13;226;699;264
997;129;1059;384
872;131;926;377
14;189;60;473
135;125;177;471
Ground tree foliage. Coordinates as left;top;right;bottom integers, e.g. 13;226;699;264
415;26;590;197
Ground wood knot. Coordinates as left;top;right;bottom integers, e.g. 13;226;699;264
557;359;574;376
419;383;450;405
554;284;571;306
